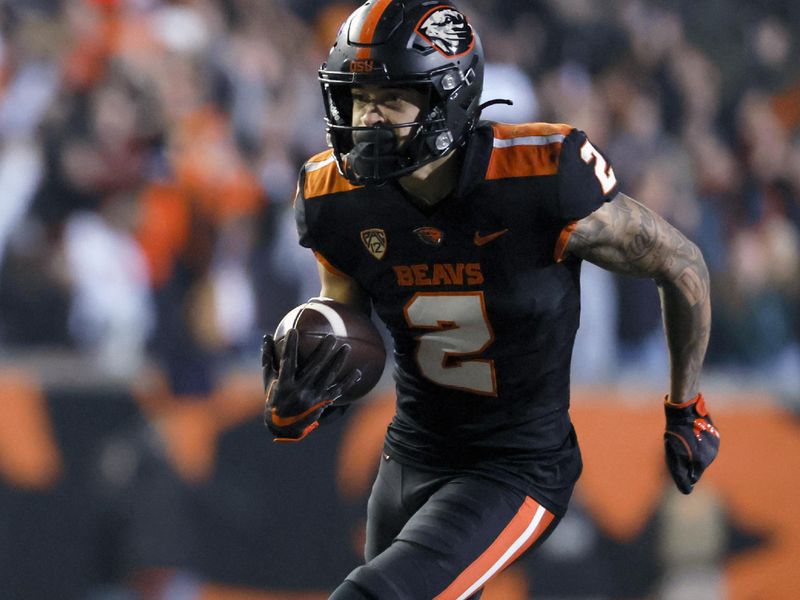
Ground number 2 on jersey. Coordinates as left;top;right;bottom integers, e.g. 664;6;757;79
580;140;617;195
404;292;497;396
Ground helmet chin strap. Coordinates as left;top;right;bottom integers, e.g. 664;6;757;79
477;98;513;115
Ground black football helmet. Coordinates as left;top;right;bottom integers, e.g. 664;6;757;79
319;0;484;185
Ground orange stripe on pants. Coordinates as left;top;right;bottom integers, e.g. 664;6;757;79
434;497;555;600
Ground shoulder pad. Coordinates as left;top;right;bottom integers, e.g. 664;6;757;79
302;150;362;199
486;122;574;180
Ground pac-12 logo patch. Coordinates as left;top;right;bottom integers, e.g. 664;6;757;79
361;228;387;260
416;7;474;57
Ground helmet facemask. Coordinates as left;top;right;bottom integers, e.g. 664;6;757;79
321;61;480;185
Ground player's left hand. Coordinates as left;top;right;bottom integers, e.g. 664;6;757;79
663;393;720;494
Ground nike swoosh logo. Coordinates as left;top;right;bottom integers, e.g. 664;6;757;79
270;399;332;427
474;229;509;246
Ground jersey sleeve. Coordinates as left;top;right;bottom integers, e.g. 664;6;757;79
293;163;353;278
556;129;618;222
294;166;315;250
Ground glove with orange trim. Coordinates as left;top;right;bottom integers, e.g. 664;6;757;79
263;330;361;442
664;393;720;494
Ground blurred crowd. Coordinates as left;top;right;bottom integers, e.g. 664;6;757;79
0;0;798;398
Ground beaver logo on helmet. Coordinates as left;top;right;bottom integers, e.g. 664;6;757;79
416;7;474;57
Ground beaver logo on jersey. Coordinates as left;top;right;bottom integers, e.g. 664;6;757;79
416;8;473;57
361;228;387;260
413;227;445;246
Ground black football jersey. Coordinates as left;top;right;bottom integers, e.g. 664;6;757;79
295;122;618;514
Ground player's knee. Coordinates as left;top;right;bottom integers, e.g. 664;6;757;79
328;579;375;600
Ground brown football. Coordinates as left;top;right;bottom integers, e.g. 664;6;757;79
273;297;386;405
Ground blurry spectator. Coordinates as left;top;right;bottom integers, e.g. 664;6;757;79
749;16;794;92
63;195;154;378
137;104;263;393
0;214;72;346
478;15;540;123
708;89;800;386
0;7;61;272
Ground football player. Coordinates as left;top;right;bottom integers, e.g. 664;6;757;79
262;1;720;598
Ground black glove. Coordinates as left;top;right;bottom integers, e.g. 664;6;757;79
664;393;720;494
263;330;361;442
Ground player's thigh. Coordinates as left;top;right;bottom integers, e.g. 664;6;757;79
348;474;559;599
365;455;453;561
364;455;412;561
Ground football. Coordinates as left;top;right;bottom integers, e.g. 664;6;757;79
273;297;386;405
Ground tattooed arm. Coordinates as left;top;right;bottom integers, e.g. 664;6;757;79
564;193;711;403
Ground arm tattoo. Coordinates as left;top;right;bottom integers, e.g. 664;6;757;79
566;193;711;402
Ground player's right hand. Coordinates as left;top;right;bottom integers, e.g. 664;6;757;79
262;330;360;442
663;393;720;494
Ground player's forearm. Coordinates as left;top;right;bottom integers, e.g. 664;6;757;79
657;243;710;404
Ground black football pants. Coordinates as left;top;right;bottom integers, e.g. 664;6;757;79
329;452;560;599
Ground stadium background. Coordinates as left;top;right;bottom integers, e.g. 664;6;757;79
0;0;798;598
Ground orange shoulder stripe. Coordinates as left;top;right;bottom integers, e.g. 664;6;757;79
303;151;362;199
492;122;573;140
486;122;574;180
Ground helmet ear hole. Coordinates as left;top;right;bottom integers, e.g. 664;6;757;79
433;131;454;152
